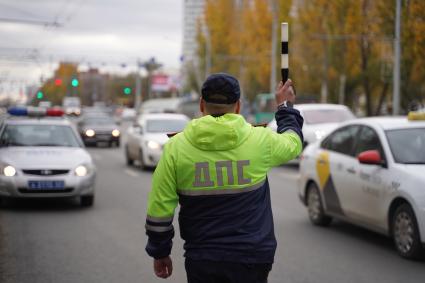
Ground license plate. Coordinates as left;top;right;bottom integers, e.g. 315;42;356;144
97;135;110;141
28;180;65;190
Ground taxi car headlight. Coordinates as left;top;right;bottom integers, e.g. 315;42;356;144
147;141;161;150
112;129;120;137
85;129;95;137
3;165;16;177
75;165;89;177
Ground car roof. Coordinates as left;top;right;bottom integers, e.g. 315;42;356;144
345;116;425;130
140;98;182;110
138;113;189;121
3;117;72;126
295;103;350;111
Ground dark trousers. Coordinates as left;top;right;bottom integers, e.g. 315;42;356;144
185;258;272;283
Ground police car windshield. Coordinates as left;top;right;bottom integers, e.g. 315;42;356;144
303;109;354;125
0;124;81;147
146;119;188;133
386;128;425;164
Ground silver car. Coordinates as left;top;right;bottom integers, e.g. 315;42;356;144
0;117;96;206
125;113;190;170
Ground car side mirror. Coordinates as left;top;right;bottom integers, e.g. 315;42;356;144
357;150;384;166
133;124;143;134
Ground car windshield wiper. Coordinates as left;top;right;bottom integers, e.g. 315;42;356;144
32;143;65;147
401;161;425;164
1;142;26;147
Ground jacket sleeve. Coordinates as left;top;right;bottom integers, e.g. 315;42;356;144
145;142;179;259
268;106;304;167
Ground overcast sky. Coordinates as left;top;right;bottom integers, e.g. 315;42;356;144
0;0;183;94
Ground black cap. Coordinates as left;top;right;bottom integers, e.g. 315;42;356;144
201;73;240;104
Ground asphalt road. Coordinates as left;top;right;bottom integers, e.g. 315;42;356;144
0;137;424;282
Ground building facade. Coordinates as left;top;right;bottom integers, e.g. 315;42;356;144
181;0;206;91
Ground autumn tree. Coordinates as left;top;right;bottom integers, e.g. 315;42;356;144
38;62;80;105
197;0;292;102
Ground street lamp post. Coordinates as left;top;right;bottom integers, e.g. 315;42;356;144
392;0;401;115
135;60;142;112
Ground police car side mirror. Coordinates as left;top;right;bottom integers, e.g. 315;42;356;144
357;150;384;166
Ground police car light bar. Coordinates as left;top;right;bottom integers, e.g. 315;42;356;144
8;106;64;117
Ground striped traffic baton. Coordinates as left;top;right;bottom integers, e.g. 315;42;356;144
281;22;289;82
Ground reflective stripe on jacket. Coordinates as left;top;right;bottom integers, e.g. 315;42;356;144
146;107;303;263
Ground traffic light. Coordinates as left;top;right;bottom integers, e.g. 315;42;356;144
71;78;79;87
54;78;62;86
36;91;43;99
123;87;132;95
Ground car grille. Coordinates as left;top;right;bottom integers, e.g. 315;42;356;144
18;188;74;194
22;169;70;176
95;131;112;136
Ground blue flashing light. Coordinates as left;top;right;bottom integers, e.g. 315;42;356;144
7;107;28;116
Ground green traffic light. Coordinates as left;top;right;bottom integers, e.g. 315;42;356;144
37;91;43;99
71;78;79;87
124;87;132;95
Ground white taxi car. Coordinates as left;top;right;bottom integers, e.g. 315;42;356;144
298;113;425;259
268;103;355;149
0;107;96;206
125;113;189;170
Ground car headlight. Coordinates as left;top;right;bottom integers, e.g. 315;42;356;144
112;129;120;137
75;165;89;177
3;165;16;177
85;129;95;137
147;140;161;150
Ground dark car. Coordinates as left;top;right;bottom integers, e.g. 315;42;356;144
78;115;120;147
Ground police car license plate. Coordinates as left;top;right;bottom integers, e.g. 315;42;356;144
28;180;65;190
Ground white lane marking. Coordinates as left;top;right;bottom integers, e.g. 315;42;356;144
124;168;140;178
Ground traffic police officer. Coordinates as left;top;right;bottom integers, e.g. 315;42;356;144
145;73;303;283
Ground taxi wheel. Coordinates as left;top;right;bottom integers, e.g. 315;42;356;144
80;195;94;207
139;149;148;170
125;146;134;166
392;203;424;260
307;183;332;226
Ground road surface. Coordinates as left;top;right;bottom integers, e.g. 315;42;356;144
0;139;424;282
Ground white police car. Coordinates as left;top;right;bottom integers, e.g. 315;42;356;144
0;107;96;206
299;113;425;259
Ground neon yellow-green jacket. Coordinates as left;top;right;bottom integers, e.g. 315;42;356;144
146;110;303;263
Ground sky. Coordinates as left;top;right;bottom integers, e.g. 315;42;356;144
0;0;183;97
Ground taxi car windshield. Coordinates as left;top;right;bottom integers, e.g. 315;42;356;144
146;119;188;133
386;128;425;164
303;109;354;125
0;124;81;147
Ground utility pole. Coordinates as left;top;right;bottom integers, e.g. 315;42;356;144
392;0;401;115
269;0;278;94
321;39;329;103
135;59;142;112
202;24;212;79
